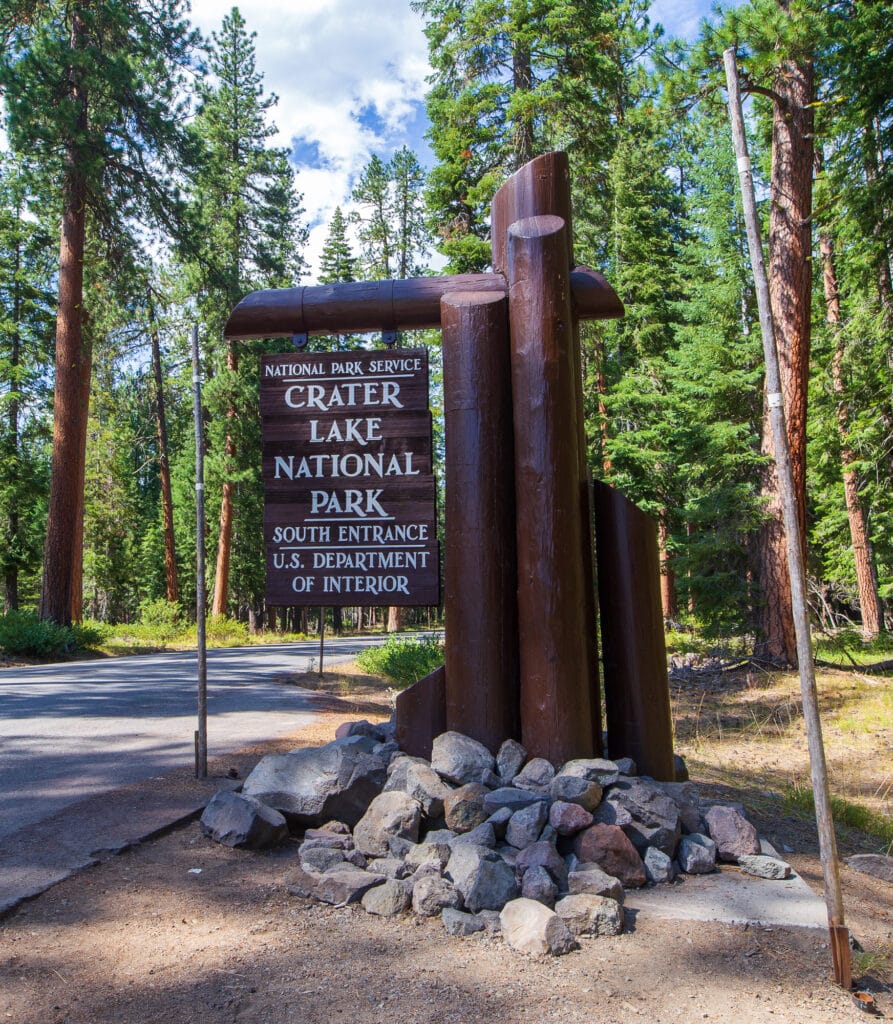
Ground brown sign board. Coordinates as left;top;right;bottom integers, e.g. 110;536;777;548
260;348;439;606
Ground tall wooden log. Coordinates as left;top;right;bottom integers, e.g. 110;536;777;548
441;291;519;750
592;481;674;780
506;214;595;763
493;150;605;757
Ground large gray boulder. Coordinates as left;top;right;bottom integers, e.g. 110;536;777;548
598;778;681;857
384;759;451;818
514;840;569;889
550;774;603;811
445;844;518;913
483;788;547;816
361;879;412;916
704;805;761;862
737;854;792;880
512;757;556;793
412;875;463;917
442;908;486;935
431;731;496;785
500;898;576;956
567;863;625;903
242;735;388;827
559;758;621;787
314;867;386;905
200;790;288;850
520;865;558;907
654;781;703;834
353;790;422;856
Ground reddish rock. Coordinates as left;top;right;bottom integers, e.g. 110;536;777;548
444;783;490;833
549;800;594;836
572;824;647;888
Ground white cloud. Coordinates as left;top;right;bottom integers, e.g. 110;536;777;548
187;0;432;280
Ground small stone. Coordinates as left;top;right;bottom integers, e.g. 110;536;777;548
343;848;367;868
549;801;594;836
497;739;527;783
515;841;569;889
442;907;485;936
567;864;625;903
405;840;452;870
409;860;442;884
559;758;621;787
451;822;496;848
483;788;548;816
643;846;676;884
365;857;411;879
384;759;452;818
614;758;637;777
573;824;647;888
299;845;345;874
317;820;352;835
444;783;490;833
513;757;556;793
486;806;513;839
431;731;496;786
678;833;716;874
314;868;386;905
387;835;415;859
550;774;603;811
704;805;760;862
673;753;689;782
500;898;577;956
653;781;703;835
362;878;412;916
335;719;388;742
737;854;792;880
539;824;557;845
412;876;463;917
846;854;893;883
283;864;320;898
199;790;288;850
353;791;422;857
521;865;558;907
555;894;623;937
477;909;502;933
506;800;549;850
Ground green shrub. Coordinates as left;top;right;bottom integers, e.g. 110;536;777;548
356;636;444;688
180;615;250;647
0;610;75;658
138;598;184;641
71;619;110;648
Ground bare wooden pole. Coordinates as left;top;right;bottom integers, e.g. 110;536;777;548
724;47;850;989
191;324;208;780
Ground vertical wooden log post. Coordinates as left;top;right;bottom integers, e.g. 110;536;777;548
591;481;675;780
506;214;596;763
492;152;603;756
441;292;519;750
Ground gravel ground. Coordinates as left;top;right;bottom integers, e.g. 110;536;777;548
1;686;891;1024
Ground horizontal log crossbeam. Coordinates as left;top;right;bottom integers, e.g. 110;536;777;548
224;267;623;339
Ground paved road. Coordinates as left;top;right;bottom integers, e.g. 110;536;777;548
0;636;388;842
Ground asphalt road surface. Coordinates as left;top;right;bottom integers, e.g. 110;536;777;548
0;636;388;842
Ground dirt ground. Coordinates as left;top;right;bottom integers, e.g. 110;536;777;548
2;664;892;1024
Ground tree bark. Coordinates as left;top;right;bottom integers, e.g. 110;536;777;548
40;11;89;626
818;216;883;639
149;303;179;604
211;340;237;617
658;514;678;622
4;209;22;612
755;44;814;666
387;605;404;633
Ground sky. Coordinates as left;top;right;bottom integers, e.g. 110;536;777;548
186;0;722;280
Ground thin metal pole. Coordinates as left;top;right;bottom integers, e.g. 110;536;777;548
191;324;208;780
318;607;325;676
724;48;850;989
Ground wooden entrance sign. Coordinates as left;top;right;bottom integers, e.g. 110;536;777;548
260;348;438;606
226;151;675;777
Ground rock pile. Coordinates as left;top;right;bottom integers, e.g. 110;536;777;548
200;723;789;956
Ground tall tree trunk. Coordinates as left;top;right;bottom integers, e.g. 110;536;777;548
755;45;814;666
40;12;89;626
68;331;92;622
5;219;22;611
818;215;883;639
211;340;237;617
658;514;678;622
387;605;404;633
511;40;534;169
149;303;179;604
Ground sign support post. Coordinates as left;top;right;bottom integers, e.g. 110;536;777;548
190;323;208;780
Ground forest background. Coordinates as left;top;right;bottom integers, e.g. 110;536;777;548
0;0;890;668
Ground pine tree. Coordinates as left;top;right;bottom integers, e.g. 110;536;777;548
185;6;305;620
318;207;357;284
0;0;197;624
